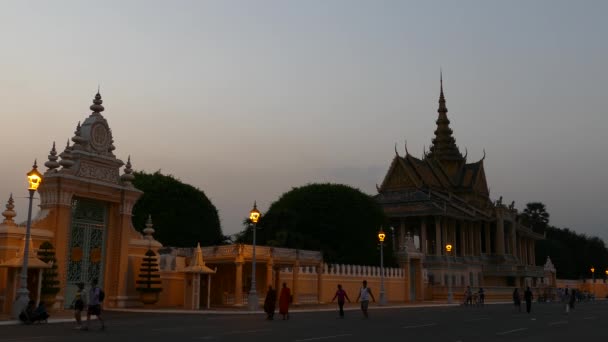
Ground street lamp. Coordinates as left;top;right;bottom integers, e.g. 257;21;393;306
446;243;453;304
590;267;595;282
248;202;261;311
378;227;387;305
12;161;43;318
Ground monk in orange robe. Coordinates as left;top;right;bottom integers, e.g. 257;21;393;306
279;282;291;320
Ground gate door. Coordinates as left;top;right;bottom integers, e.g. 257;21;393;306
64;198;108;308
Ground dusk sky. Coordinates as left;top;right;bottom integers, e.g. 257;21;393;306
1;1;607;242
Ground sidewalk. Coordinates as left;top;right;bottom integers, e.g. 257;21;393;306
0;301;510;325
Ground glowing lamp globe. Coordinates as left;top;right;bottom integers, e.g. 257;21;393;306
27;163;43;191
249;202;261;224
378;228;386;243
445;244;453;253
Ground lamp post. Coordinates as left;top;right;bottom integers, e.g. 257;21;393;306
378;227;387;305
248;202;261;311
590;267;595;297
12;161;43;318
446;243;453;304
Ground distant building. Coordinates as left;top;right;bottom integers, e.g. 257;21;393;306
375;76;546;301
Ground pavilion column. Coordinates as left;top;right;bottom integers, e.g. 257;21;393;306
511;224;517;257
476;223;482;256
484;222;491;254
531;240;536;265
435;216;442;256
449;219;459;252
420;218;427;254
442;219;448;256
235;261;243;305
468;222;474;255
496;215;505;255
292;261;300;305
459;222;466;257
400;219;406;251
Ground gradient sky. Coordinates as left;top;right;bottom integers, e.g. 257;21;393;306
1;0;607;243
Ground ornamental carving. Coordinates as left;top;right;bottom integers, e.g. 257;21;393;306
90;122;110;152
77;161;119;184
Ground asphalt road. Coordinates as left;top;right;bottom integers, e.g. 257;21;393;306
2;302;607;342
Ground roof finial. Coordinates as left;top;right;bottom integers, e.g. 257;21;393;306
143;214;155;240
121;155;135;185
90;91;104;114
44;141;60;173
404;139;409;155
58;139;74;169
394;143;399;157
2;193;17;226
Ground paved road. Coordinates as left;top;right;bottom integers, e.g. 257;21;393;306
2;302;607;341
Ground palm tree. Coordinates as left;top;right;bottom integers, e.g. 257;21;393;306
521;202;549;234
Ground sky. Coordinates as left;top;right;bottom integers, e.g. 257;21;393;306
1;0;607;243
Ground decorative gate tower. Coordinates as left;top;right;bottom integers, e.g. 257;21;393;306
33;92;150;308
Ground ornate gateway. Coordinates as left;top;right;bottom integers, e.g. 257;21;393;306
65;198;108;308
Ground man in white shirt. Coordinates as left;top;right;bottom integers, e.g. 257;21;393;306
84;278;105;331
355;280;376;318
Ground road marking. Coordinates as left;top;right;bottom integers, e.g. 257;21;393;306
497;328;527;335
465;317;490;322
295;333;353;341
221;329;271;335
548;321;568;326
402;323;437;329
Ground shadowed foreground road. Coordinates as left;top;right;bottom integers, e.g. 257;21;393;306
2;302;607;342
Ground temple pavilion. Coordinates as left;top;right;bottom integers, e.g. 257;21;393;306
376;76;546;301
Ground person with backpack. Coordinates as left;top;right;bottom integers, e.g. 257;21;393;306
72;282;86;329
84;278;105;331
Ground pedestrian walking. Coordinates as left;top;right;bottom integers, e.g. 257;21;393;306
355;280;376;319
478;287;485;307
263;285;277;320
513;288;521;312
524;286;533;313
72;282;86;329
331;284;351;318
464;286;473;307
278;282;291;320
84;278;105;331
566;289;576;313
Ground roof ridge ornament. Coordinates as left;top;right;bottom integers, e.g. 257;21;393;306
44;141;60;173
2;193;17;226
121;155;135;185
58;139;74;169
90;91;105;115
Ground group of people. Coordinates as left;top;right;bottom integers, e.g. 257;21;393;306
19;300;49;324
72;278;106;330
264;280;377;320
263;282;293;320
463;286;485;307
20;278;105;330
512;287;534;313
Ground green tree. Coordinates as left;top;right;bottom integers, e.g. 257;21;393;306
131;171;224;247
37;241;60;297
236;183;396;266
520;202;550;234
